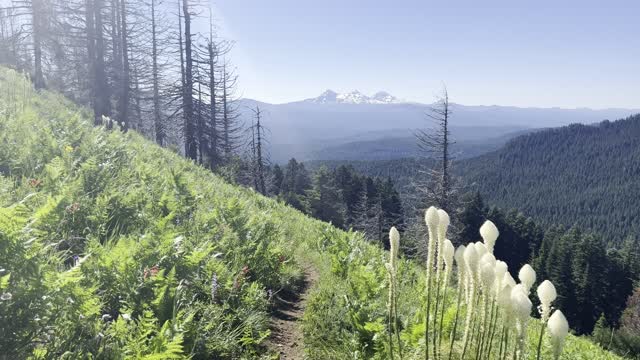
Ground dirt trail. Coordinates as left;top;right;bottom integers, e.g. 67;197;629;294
265;264;319;359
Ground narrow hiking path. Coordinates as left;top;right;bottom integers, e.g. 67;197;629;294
265;264;319;359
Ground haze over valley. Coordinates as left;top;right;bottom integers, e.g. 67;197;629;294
240;90;639;162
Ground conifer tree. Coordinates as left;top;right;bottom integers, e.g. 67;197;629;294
306;166;345;228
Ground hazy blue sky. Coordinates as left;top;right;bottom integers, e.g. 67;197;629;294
209;0;639;108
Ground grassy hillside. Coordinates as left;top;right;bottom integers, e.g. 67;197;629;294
0;68;622;359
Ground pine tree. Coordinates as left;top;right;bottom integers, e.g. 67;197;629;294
306;166;345;228
269;164;284;196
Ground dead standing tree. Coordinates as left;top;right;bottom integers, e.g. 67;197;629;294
415;86;457;214
248;106;267;195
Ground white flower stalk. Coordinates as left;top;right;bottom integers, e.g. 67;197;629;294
479;220;499;253
433;209;450;354
480;262;496;293
464;243;479;277
454;245;466;283
477;262;496;359
511;286;533;358
536;280;558;360
518;264;537;294
496;282;514;359
449;244;467;359
494;261;508;296
548;310;569;360
461;243;479;359
436;209;450;273
463;243;479;302
389;227;400;271
537;280;557;322
387;227;402;359
497;283;514;319
424;206;439;360
438;239;455;350
443;240;454;272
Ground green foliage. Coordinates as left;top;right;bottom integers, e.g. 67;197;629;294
279;161;405;247
458;117;640;244
0;68;625;359
0;68;301;359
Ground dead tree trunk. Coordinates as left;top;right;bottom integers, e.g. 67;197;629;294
182;0;196;160
151;0;163;145
31;0;45;89
118;0;130;129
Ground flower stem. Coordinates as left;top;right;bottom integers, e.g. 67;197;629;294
448;280;463;360
536;320;545;360
394;282;404;360
485;301;498;358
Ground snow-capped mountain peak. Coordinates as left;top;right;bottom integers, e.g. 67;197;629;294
336;90;369;104
371;91;398;104
313;89;338;103
304;90;400;104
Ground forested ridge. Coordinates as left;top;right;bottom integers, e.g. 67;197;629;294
459;114;640;244
315;115;640;244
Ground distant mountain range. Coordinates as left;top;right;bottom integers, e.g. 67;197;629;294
239;91;640;163
304;90;402;104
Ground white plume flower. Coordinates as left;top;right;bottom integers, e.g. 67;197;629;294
511;286;533;335
518;264;537;293
389;227;400;269
548;310;569;359
443;239;454;269
497;283;514;318
463;243;479;275
425;206;440;229
480;252;496;268
537;280;557;321
503;272;517;289
454;245;466;269
493;260;508;296
437;209;450;238
479;220;499;253
494;261;508;282
435;209;450;281
474;241;488;258
512;283;527;297
480;262;496;291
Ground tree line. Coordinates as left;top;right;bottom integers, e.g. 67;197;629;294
266;159;405;247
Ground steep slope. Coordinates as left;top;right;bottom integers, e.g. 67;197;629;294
459;115;640;242
0;68;621;359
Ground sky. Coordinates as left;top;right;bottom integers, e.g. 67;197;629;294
207;0;640;109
